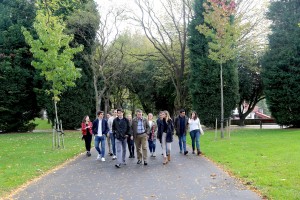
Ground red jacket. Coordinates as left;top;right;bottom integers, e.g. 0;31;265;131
81;122;93;135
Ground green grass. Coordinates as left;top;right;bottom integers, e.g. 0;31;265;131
31;118;52;130
187;129;300;200
0;131;85;198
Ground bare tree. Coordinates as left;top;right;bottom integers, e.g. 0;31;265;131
90;8;126;114
132;0;193;112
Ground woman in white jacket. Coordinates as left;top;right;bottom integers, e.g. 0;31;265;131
188;111;204;155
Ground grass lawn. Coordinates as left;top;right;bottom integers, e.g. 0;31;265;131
0;131;85;198
31;118;52;130
187;128;300;200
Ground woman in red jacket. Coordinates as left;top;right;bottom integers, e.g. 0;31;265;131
81;115;93;156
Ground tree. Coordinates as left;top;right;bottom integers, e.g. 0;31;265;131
0;0;40;132
22;1;83;127
262;0;300;127
188;0;239;132
133;0;193;112
45;0;100;129
237;43;264;126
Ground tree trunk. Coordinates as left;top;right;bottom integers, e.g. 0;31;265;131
220;62;224;138
54;100;59;128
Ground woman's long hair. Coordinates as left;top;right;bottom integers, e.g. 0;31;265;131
82;115;89;123
190;111;198;120
164;110;172;122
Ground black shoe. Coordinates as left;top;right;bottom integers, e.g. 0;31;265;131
86;152;91;157
184;151;188;155
133;155;135;158
109;153;113;156
197;150;202;155
137;160;142;164
129;155;132;158
115;164;121;168
144;161;148;166
192;151;195;154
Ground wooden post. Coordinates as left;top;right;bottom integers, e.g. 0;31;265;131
215;118;218;140
226;119;229;138
229;118;231;139
60;120;65;149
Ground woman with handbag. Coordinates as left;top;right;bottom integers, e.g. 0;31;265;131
188;111;204;155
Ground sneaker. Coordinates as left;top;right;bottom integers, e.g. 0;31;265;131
144;161;148;166
96;154;101;160
115;164;121;168
101;157;105;162
112;155;116;160
132;155;135;158
184;151;188;155
192;151;195;154
86;151;91;157
137;160;142;164
179;151;182;154
153;152;156;157
122;162;126;165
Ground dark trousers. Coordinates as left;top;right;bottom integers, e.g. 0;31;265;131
84;134;92;151
127;137;135;156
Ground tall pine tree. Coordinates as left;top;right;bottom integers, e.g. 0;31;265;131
262;0;300;127
0;0;40;132
188;0;239;127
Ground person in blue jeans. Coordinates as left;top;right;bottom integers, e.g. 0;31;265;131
174;109;189;155
92;111;109;161
107;110;117;160
188;111;204;155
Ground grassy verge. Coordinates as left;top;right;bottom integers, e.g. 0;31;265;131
31;118;52;130
0;131;84;198
186;128;300;200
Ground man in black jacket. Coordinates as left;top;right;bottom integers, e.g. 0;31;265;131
112;108;131;168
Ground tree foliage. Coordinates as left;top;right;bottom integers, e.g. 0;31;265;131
262;0;300;127
0;0;40;132
188;0;239;128
22;1;83;125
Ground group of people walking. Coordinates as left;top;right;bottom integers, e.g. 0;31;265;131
81;108;204;168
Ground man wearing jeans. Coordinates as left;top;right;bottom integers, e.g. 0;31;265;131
174;109;189;155
107;110;117;160
112;108;131;168
92;111;109;161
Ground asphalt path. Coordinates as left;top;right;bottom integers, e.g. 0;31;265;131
12;139;261;200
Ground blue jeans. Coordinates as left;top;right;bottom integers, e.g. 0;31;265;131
110;131;116;155
190;129;200;151
178;134;187;152
116;138;127;164
148;139;156;153
94;135;106;157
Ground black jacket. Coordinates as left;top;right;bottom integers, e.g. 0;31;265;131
157;118;174;143
112;117;131;140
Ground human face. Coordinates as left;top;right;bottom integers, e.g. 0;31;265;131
117;111;124;118
98;113;104;119
127;115;132;121
161;112;166;119
113;110;117;117
85;116;90;122
106;114;111;119
137;112;143;119
191;112;195;119
180;111;185;117
148;113;153;120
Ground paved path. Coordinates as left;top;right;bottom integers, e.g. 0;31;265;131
12;140;261;200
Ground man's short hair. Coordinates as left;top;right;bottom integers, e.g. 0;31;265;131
179;109;185;113
97;111;104;116
135;109;143;113
117;108;123;113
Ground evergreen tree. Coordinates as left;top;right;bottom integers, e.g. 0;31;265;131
262;0;300;127
0;0;40;132
188;0;239;127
